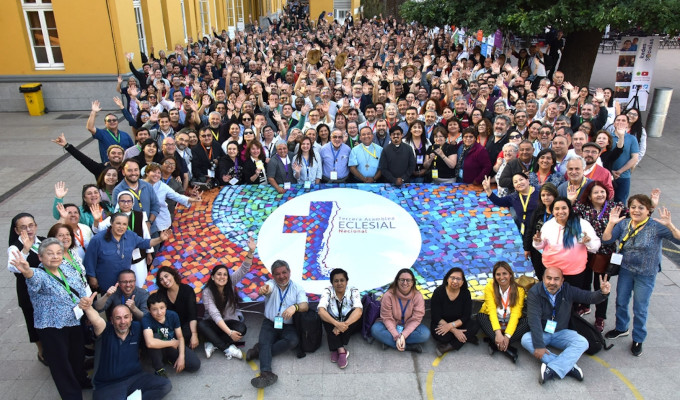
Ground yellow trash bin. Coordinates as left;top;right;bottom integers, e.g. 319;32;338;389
19;83;45;116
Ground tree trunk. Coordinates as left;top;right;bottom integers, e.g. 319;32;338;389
559;28;603;87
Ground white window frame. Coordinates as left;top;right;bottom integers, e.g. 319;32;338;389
180;0;188;43
22;0;64;70
133;0;148;55
199;0;211;38
235;0;245;30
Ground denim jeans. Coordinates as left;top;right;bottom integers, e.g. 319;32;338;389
258;319;299;372
521;329;588;379
93;372;172;400
370;321;430;348
613;177;631;204
615;267;657;342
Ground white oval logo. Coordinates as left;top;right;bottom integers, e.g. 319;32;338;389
258;188;422;294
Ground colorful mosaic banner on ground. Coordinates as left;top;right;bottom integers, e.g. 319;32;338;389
146;184;535;301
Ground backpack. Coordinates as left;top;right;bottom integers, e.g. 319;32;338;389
569;312;613;355
361;293;381;344
294;304;323;358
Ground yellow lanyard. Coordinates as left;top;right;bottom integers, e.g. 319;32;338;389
618;218;649;251
518;187;534;235
129;188;143;210
362;144;377;159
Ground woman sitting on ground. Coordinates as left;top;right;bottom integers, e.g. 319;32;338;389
431;267;479;356
317;268;363;369
198;237;257;359
371;269;430;353
477;262;528;363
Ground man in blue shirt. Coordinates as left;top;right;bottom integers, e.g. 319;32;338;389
319;129;351;182
349;126;382;183
79;297;172;400
87;100;134;163
247;260;309;388
610;115;640;203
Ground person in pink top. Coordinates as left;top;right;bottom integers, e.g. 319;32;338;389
370;269;430;353
533;197;600;295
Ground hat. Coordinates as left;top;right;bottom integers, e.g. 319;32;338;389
581;142;602;151
307;49;321;65
334;52;348;69
401;64;416;73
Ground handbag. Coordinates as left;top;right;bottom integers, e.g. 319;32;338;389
588;253;612;274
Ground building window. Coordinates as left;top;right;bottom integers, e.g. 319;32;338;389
199;0;211;37
133;0;148;55
235;0;245;30
180;0;188;43
22;0;63;70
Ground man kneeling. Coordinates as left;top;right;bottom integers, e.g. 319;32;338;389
521;267;610;384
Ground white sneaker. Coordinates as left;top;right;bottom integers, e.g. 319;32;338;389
225;344;243;360
204;342;216;359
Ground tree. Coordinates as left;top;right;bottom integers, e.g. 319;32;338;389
400;0;680;86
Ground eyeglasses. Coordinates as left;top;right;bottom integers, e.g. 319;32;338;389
510;134;521;139
17;223;37;231
105;118;118;122
164;161;176;166
119;199;133;204
242;118;252;121
627;112;638;117
331;136;343;139
398;278;413;284
449;276;463;281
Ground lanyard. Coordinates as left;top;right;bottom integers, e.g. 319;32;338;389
106;129;120;144
425;125;434;137
277;284;291;315
335;298;345;322
129;188;143;210
201;143;213;160
597;202;608;220
362;144;377;159
518;187;534;235
163;177;172;185
43;267;78;304
127;212;136;231
278;155;290;179
331;146;341;170
74;228;85;249
398;298;410;325
301;156;310;178
64;250;87;285
586;165;598;179
499;286;511;319
618;218;649;251
211;128;219;142
348;135;357;148
376;135;387;147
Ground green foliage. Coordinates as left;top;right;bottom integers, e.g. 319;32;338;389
362;0;385;19
399;0;680;35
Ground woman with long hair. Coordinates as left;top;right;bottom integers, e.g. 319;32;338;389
242;140;268;185
156;266;199;350
218;142;245;186
523;183;559;280
370;269;430;353
96;166;119;204
476;118;492;147
431;267;479;356
292;137;322;184
477;262;528;363
199;237;256;359
404;120;433;182
483;172;540;235
625;107;647;166
528;148;565;188
533;197;600;292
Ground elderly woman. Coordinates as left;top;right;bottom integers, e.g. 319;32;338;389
7;213;46;364
494;143;519;197
455;128;492;185
47;223;91;297
9;238;91;399
477;262;528;363
318;268;363;369
602;195;680;356
54;201;92;260
199;237;257;359
431;267;479;356
371;269;430;353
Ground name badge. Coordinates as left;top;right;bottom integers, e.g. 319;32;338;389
229;177;239;185
73;305;84;320
544;320;557;334
284;182;291;190
84;285;93;298
304;180;312;189
416;155;424;164
610;253;623;265
431;169;439;179
255;160;264;170
330;171;338;180
396;324;404;334
207;169;215;178
274;316;284;329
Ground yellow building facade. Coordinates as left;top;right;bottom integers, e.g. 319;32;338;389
0;0;285;111
309;0;361;26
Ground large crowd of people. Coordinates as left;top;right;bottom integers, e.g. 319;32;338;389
6;3;680;398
